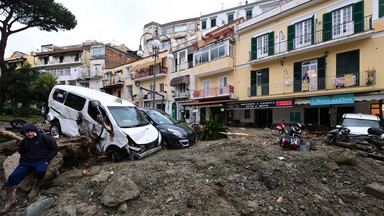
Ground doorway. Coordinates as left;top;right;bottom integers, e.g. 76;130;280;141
254;109;272;128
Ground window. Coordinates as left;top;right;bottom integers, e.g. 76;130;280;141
188;23;195;30
210;17;216;27
162;27;173;35
193;40;232;66
64;93;86;111
125;67;131;79
148;27;152;33
52;89;67;103
203;79;211;96
175;24;187;32
43;57;48;65
160;83;165;92
295;19;312;48
92;48;105;56
126;85;132;99
257;34;269;58
336;49;359;87
94;64;102;77
74;54;79;62
246;10;252;20
59;56;64;63
202;20;207;29
219;76;228;94
228;13;234;23
380;0;384;18
294;57;326;92
332;6;353;38
251;68;269;96
301;60;318;91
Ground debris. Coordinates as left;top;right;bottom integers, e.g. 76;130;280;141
277;156;285;160
277;196;283;203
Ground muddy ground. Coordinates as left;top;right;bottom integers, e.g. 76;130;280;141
1;121;384;215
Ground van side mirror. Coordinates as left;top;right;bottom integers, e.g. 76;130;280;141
90;100;101;109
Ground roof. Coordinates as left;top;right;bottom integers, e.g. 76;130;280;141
35;48;84;56
52;85;135;107
343;113;380;121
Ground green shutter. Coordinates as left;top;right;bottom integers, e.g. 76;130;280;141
287;24;295;50
251;70;256;96
323;12;332;41
317;57;326;90
294;62;302;92
311;16;315;44
261;68;269;95
202;21;206;29
353;1;364;33
380;0;384;18
251;37;257;60
268;32;274;56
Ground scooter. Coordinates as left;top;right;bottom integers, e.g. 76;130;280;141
276;122;303;149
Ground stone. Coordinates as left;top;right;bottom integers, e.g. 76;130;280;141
101;174;140;207
117;202;128;213
90;171;112;188
24;198;54;216
332;150;357;165
4;152;63;192
59;206;76;216
365;182;384;200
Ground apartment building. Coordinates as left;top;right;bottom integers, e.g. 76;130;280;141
199;0;282;36
4;51;34;71
231;0;384;128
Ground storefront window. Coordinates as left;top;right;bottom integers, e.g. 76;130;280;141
371;104;384;117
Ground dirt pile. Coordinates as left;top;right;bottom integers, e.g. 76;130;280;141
1;125;384;215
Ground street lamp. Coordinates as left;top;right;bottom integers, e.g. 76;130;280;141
137;26;174;109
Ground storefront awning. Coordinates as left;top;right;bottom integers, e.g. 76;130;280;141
170;75;190;86
183;99;235;108
296;94;384;105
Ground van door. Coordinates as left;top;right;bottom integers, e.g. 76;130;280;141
61;92;87;136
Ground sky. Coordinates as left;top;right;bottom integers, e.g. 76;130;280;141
5;0;244;57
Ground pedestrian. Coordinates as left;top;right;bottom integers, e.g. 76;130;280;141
0;123;59;213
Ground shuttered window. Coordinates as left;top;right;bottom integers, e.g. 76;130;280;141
250;68;269;96
380;0;384;18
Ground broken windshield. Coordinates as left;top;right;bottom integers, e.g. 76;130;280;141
108;106;149;128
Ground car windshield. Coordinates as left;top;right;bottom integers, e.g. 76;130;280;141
147;109;178;125
342;118;380;128
108;106;149;128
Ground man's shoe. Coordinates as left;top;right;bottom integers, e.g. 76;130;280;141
27;178;43;199
0;186;17;213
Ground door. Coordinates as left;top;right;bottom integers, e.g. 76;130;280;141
219;76;228;94
203;79;211;97
302;60;318;91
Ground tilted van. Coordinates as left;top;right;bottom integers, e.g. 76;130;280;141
47;85;162;161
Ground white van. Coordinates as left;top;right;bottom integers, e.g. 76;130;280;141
340;113;382;135
47;85;162;161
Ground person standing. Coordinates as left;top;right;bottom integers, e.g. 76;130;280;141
0;123;59;213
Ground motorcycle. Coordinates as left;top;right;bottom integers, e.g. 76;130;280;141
324;125;383;151
276;122;303;149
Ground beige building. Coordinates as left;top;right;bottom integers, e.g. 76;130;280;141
230;0;384;128
4;51;34;70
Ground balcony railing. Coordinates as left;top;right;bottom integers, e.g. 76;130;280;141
193;85;234;98
247;70;376;97
173;91;190;99
102;79;124;87
249;15;372;61
131;66;168;80
79;70;102;79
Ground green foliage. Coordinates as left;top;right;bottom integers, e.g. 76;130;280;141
13;106;36;117
178;119;187;123
200;112;228;141
32;72;58;108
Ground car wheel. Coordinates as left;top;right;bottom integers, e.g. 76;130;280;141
50;122;61;138
111;151;122;163
161;138;170;149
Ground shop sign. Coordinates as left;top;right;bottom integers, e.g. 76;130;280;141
310;94;354;105
226;100;293;110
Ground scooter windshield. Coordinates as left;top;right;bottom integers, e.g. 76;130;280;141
108;106;150;128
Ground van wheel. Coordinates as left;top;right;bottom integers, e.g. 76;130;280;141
111;151;122;163
50;122;61;138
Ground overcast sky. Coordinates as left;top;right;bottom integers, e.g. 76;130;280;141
5;0;244;57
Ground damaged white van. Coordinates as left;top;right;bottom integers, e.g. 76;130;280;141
47;85;162;162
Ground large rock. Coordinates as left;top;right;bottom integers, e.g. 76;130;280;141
331;149;357;165
24;198;54;216
365;182;384;200
101;174;140;207
90;170;112;188
3;152;63;192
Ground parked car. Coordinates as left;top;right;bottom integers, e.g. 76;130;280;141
139;108;198;149
339;113;382;136
47;85;162;162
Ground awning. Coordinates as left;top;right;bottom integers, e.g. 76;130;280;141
130;62;149;71
170;75;190;86
295;94;384;105
182;99;235;108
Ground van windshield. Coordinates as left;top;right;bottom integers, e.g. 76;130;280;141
341;118;380;128
108;106;149;128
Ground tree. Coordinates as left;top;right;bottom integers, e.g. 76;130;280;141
32;72;58;113
0;0;77;112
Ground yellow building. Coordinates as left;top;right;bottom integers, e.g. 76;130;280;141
230;0;384;128
4;51;34;70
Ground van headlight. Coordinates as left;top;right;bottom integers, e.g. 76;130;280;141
167;128;183;137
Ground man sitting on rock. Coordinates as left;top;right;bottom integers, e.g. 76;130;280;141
0;123;59;213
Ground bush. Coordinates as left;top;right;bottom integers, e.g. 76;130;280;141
13;106;36;117
200;112;228;141
178;119;187;123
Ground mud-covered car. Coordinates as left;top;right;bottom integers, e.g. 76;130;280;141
47;85;162;162
139;108;198;149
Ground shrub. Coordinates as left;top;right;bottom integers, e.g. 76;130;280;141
200;112;228;141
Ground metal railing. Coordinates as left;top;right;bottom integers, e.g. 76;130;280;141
247;70;376;97
193;85;234;98
249;15;372;61
131;66;168;80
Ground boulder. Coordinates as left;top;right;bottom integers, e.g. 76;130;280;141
365;182;384;200
331;149;357;165
24;198;54;216
3;152;63;192
101;174;140;207
90;170;112;188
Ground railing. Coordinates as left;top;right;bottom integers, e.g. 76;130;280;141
79;71;102;79
249;15;372;61
131;66;168;80
174;91;190;98
247;70;375;97
193;85;234;98
102;79;124;87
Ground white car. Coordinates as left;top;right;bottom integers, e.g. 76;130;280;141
339;113;382;137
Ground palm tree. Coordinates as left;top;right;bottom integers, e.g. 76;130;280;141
32;72;58;115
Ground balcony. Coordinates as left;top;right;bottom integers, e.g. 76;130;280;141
131;92;168;102
78;70;103;79
131;66;168;81
102;79;124;89
193;56;233;77
173;91;190;99
249;15;373;63
247;70;376;97
193;85;235;99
